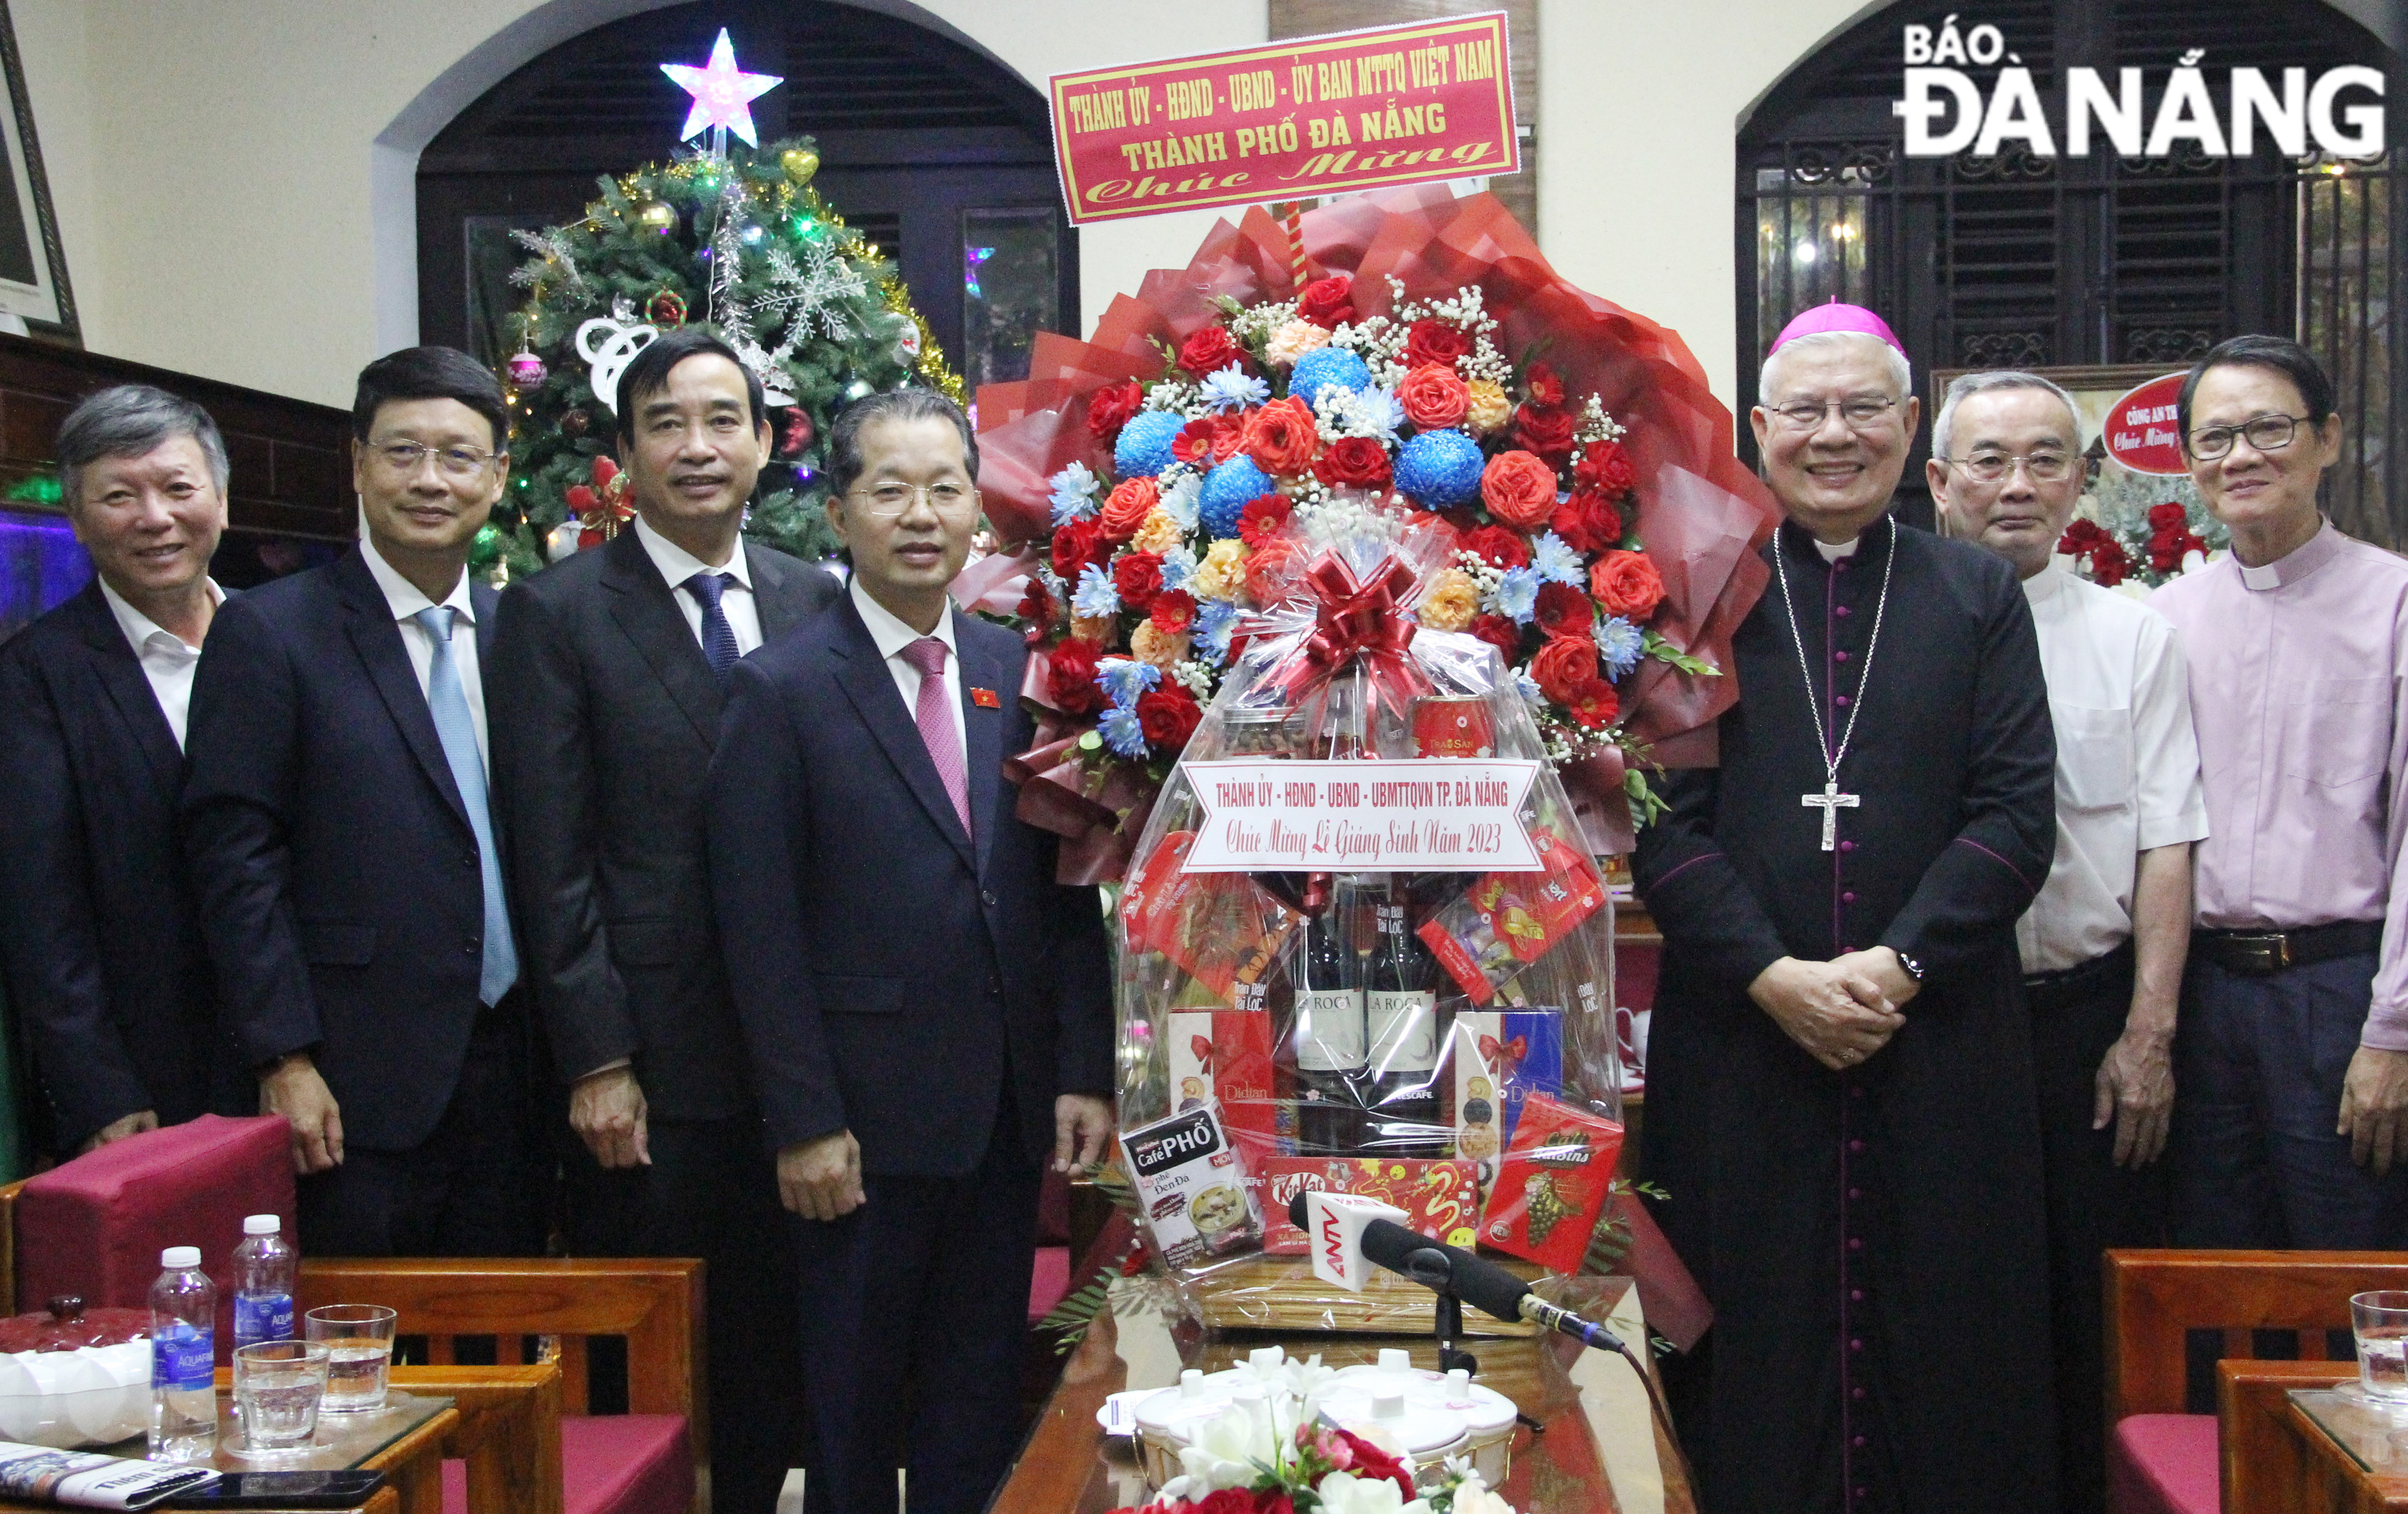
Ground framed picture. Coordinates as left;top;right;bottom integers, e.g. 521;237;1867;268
0;0;74;343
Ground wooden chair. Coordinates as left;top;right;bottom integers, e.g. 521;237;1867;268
2105;1249;2408;1514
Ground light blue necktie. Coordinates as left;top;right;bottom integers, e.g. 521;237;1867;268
412;606;518;1006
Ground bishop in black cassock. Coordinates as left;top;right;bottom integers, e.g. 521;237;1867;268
1634;309;2060;1513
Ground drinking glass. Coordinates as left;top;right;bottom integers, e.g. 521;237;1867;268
304;1305;399;1414
233;1339;330;1453
2352;1291;2408;1403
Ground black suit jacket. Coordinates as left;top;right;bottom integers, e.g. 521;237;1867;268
489;527;840;1120
707;593;1112;1175
0;580;232;1151
183;547;508;1152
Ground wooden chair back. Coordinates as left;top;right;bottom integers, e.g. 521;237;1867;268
2104;1248;2408;1421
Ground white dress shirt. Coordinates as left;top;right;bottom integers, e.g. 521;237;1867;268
359;535;489;768
632;514;764;656
98;576;222;750
850;576;965;756
2017;560;2211;974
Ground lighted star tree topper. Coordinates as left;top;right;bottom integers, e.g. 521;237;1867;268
661;28;782;151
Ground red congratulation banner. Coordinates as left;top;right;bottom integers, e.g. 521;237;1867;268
1049;14;1519;225
2101;371;2190;476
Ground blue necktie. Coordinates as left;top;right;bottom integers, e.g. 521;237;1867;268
684;571;740;676
412;606;518;1006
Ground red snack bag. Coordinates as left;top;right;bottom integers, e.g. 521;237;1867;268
1168;1009;1280;1147
1257;1155;1482;1255
1122;831;1302;1007
1479;1092;1624;1274
1417;830;1607;1004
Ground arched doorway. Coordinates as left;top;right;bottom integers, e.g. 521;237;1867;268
414;0;1074;393
1738;0;2400;541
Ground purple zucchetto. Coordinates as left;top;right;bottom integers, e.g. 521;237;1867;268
1769;298;1909;359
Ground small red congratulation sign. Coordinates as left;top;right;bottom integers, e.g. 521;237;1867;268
1049;13;1519;225
2101;371;2190;477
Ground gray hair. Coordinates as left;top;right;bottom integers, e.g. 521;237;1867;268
57;384;229;507
1931;370;2082;460
825;387;980;499
1759;329;1913;409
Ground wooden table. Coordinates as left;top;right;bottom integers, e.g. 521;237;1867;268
993;1274;1694;1514
2222;1359;2408;1512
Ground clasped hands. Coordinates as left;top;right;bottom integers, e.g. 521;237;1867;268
1749;948;1920;1072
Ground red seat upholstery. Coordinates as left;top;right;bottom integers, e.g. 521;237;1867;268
1028;1245;1073;1323
440;1415;689;1514
14;1114;293;1357
2108;1412;2217;1514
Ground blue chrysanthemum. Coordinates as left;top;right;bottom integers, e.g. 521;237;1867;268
1113;409;1184;479
1098;705;1150;758
1513;668;1546;708
1289;346;1372;407
1597;616;1645;679
1160;546;1198;592
1198;364;1270;412
1072;564;1121;619
1494;566;1540;624
1199;456;1275;539
1393;428;1485;506
1097;656;1161;709
1531;530;1585;587
1194;599;1241;664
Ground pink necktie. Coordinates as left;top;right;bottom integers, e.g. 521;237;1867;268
901;637;970;838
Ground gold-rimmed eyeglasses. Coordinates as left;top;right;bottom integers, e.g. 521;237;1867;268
1942;450;2076;484
368;441;502;479
848;481;980;518
1765;397;1902;433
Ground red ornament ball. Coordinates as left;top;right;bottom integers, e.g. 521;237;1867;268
646;289;688;327
559;408;590;438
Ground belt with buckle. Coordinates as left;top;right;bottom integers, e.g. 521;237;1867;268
2022;940;2135;1012
2192;920;2384;975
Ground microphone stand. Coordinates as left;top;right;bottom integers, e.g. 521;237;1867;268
1401;1246;1479;1377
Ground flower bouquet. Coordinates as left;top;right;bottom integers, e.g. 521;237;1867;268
2055;467;2228;590
964;186;1778;881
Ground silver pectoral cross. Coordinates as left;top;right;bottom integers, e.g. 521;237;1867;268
1802;780;1859;851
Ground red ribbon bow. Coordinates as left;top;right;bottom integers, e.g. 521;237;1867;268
1480;1033;1528;1076
1264;550;1433;723
1190;1034;1214;1072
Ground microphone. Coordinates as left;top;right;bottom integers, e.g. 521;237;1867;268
1287;1191;1626;1353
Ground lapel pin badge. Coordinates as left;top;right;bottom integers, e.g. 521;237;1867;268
970;687;1002;709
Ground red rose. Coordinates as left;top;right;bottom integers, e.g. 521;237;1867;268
1566;675;1621;730
1051;519;1104;581
2059;519;2110;553
1252;1495;1295;1514
1113;551;1164;611
1480;449;1561;531
1592;549;1667;622
1044;638;1105;715
1531;635;1600;705
1086;380;1142;440
1173;415;1243;468
1398;363;1471;431
2148;502;2190;532
1535;581;1596;640
1329;1429;1416;1499
1404;319;1470;371
1016;576;1055;633
1574;438;1638;496
1241;396;1321;478
2088;538;2131;586
1245;535;1299;603
1524;360;1567;408
1551;488;1623;555
1470;614;1522;661
1178;325;1245;376
1295;274;1354;329
1239;494;1294;545
1313;435;1393;489
1098;477;1159;541
1191;1491;1253;1514
1514;404;1576;460
1461;524;1531;570
1136;686;1203;751
1149;589;1196;634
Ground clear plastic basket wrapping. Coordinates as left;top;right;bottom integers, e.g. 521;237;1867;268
1112;514;1623;1332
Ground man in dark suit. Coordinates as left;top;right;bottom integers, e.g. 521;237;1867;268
184;346;540;1257
0;385;236;1155
709;389;1113;1514
490;327;836;1513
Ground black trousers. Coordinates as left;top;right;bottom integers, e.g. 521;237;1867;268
788;1109;1039;1514
566;1114;803;1514
297;995;547;1258
2028;946;2167;1514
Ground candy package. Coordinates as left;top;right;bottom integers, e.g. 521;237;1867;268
1480;1092;1626;1275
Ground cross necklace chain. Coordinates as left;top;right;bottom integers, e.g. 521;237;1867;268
1773;515;1897;851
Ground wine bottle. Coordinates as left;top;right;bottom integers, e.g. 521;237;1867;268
1364;879;1445;1155
1291;883;1367;1153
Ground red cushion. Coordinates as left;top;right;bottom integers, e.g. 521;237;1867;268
16;1114;294;1359
1618;942;1659;1015
1037;1165;1072;1245
1028;1245;1073;1323
2109;1413;2218;1514
439;1416;690;1514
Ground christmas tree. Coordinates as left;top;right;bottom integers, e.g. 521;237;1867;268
479;34;961;580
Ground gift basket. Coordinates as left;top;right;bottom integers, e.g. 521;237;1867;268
1114;504;1627;1332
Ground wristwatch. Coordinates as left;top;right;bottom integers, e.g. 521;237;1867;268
1895;950;1927;983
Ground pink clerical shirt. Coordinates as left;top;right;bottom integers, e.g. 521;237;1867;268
2151;520;2408;1048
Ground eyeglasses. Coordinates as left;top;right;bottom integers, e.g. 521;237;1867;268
1943;450;2076;484
1766;397;1902;433
2186;413;2311;461
848;481;979;518
369;441;501;479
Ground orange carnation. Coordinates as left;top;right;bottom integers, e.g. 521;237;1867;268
1480;449;1560;532
1098;477;1159;541
1591;550;1667;622
1398;364;1470;430
1244;534;1300;604
1241;397;1321;479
